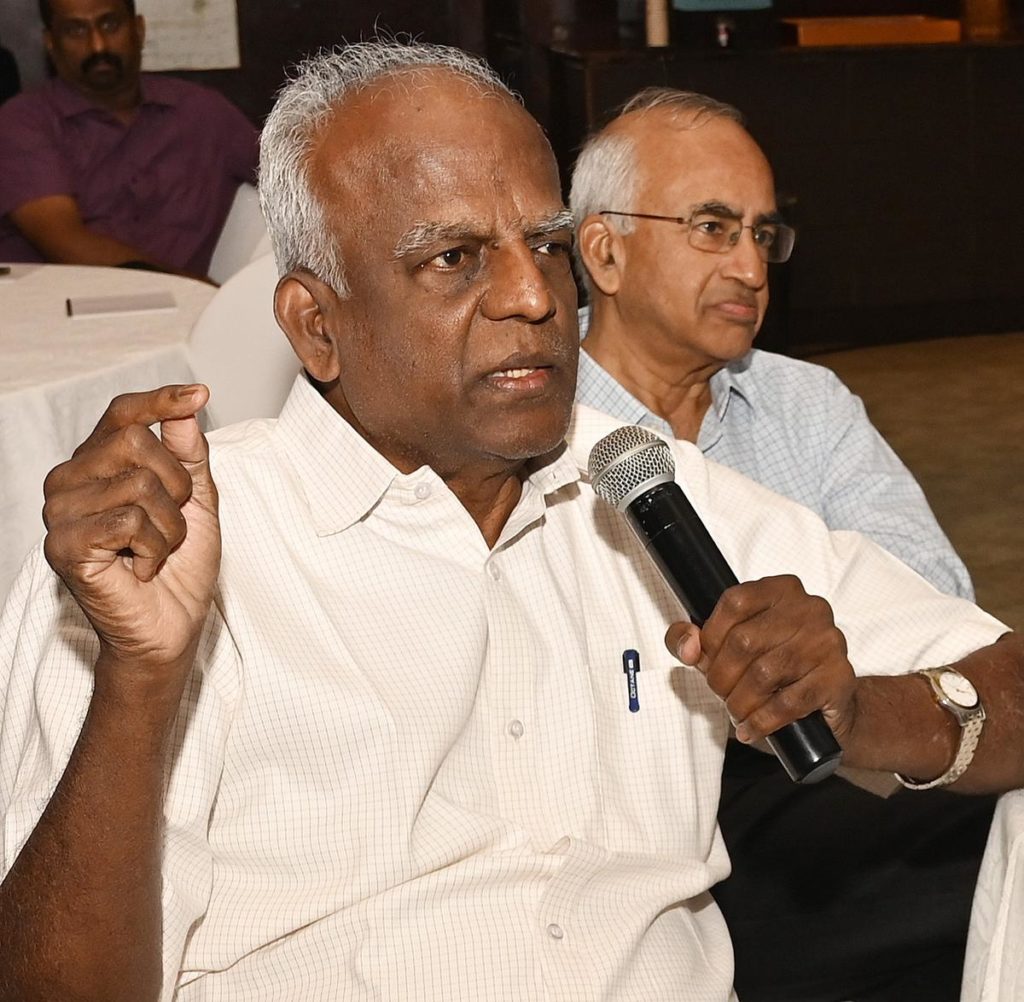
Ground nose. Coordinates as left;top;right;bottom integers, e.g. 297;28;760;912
721;228;769;290
88;24;108;52
480;243;557;324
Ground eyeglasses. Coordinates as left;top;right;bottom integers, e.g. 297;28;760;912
599;209;796;264
54;13;128;41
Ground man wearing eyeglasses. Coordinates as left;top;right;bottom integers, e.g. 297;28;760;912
571;89;991;1002
0;0;257;281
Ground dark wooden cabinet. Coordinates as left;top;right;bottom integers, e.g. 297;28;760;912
536;38;1024;355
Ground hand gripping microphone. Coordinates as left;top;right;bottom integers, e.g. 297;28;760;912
588;425;842;784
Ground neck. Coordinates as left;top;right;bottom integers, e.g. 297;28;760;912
584;300;721;442
442;465;527;549
77;79;143;123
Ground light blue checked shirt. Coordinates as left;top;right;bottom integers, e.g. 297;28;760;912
576;322;973;600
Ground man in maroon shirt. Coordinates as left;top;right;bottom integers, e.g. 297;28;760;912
0;0;258;280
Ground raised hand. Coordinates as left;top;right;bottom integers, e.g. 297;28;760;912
41;384;221;689
665;575;856;746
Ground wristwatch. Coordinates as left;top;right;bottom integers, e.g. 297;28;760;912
895;667;986;790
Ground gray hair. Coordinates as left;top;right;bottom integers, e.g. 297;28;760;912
258;40;513;296
569;88;744;292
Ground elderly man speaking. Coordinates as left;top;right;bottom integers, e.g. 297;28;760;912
0;40;1020;1002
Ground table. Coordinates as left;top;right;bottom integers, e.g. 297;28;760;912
1;263;215;603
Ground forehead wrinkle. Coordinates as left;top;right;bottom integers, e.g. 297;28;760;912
689;200;743;220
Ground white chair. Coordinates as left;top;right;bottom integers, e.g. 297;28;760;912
186;253;301;429
208;183;273;286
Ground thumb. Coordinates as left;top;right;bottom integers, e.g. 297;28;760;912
665;621;704;669
160;387;217;512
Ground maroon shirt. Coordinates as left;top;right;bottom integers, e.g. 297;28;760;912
0;75;258;275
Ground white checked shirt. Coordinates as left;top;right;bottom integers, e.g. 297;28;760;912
0;376;1007;1001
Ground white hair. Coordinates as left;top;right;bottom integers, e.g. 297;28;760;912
569;88;744;294
258;40;513;296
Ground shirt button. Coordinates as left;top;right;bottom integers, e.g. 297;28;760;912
507;719;525;740
488;564;501;581
414;483;431;500
547;923;565;940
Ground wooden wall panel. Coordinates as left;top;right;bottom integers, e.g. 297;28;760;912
169;0;482;125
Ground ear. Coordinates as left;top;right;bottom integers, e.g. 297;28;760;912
136;14;146;47
577;214;624;297
274;271;344;384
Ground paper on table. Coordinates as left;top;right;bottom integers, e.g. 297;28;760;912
66;290;177;318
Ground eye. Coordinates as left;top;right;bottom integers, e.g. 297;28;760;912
753;226;778;248
99;13;126;34
693;217;729;237
535;239;571;258
60;21;90;39
430;248;467;269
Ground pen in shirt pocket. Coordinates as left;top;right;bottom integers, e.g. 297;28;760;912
622;648;640;712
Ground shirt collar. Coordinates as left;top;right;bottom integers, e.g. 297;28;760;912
273;374;581;537
47;73;178;121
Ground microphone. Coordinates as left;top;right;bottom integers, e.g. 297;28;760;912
588;425;842;784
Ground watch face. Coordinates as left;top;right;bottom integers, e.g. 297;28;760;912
937;670;979;707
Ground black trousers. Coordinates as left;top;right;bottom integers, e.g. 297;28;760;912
713;739;997;1002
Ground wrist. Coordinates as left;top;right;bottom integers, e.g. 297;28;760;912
894;667;986;790
93;645;197;717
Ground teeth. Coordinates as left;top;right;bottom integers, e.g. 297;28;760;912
494;368;534;378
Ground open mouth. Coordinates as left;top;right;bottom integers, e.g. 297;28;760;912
484;360;557;396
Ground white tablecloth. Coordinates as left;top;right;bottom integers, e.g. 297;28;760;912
0;263;215;603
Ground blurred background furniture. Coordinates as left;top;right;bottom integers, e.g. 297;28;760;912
208;183;272;287
186;253;299;430
0;263;213;602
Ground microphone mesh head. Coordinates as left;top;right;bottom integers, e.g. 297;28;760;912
588;425;675;511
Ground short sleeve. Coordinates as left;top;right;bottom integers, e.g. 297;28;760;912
0;93;75;216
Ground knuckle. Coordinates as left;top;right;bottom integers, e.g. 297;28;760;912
41;496;60;531
749;656;778;691
42;530;70;574
118;422;152;454
724;625;756;659
106;391;140;424
719;585;748;617
42;460;71;500
125;465;162;501
771;683;807;718
804;593;834;621
102;504;144;537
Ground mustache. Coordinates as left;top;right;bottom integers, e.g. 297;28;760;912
81;52;123;75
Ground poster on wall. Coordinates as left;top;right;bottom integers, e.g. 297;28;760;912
138;0;241;71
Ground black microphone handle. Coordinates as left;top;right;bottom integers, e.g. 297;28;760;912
624;483;842;784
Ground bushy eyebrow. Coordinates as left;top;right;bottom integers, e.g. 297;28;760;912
392;208;574;259
689;200;783;226
528;209;575;239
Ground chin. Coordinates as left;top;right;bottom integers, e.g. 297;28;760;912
487;404;572;463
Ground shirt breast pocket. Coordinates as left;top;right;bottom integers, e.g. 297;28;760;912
587;646;728;855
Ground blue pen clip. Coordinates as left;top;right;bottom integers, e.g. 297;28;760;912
622;649;640;713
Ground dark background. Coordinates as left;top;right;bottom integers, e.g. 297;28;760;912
4;0;1024;355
